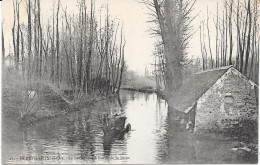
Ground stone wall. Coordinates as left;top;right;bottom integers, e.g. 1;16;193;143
195;68;258;132
168;106;196;133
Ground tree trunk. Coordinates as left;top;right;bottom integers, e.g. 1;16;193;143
2;26;5;68
27;0;32;84
153;0;183;94
244;0;252;75
228;0;233;65
56;0;60;86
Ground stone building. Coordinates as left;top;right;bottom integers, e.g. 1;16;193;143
168;66;258;132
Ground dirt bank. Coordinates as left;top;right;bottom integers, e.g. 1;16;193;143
2;86;119;126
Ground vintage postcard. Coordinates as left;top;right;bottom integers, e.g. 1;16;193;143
1;0;259;164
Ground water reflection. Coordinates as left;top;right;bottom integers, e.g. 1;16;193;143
3;91;252;164
166;106;198;163
4;91;169;164
124;92;168;163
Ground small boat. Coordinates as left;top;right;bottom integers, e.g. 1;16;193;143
101;113;131;135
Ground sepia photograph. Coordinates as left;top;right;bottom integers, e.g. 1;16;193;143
1;0;259;164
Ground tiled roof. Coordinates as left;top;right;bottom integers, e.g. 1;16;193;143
168;66;233;113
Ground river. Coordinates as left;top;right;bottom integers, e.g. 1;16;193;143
2;90;256;164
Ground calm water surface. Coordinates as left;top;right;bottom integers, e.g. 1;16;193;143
3;90;251;164
3;91;169;164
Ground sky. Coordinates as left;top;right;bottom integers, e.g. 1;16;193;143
2;0;226;75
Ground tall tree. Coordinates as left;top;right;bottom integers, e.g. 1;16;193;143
2;24;5;67
207;7;213;68
56;0;60;85
244;0;252;75
228;0;233;65
12;0;20;70
146;0;196;94
85;0;94;93
27;0;32;82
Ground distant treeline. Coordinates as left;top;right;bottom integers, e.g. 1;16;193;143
122;70;156;89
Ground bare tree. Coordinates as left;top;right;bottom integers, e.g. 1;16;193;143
244;0;252;75
27;0;32;83
207;7;213;68
215;3;219;67
6;0;127;105
200;0;259;82
2;23;5;68
12;0;21;70
56;0;60;85
143;0;197;94
228;0;233;65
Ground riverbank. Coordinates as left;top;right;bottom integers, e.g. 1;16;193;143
121;87;156;93
121;87;168;101
2;90;169;164
2;87;119;127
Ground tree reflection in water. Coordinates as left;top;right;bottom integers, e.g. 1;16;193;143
4;91;169;164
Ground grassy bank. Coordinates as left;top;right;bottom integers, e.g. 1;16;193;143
2;84;119;126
